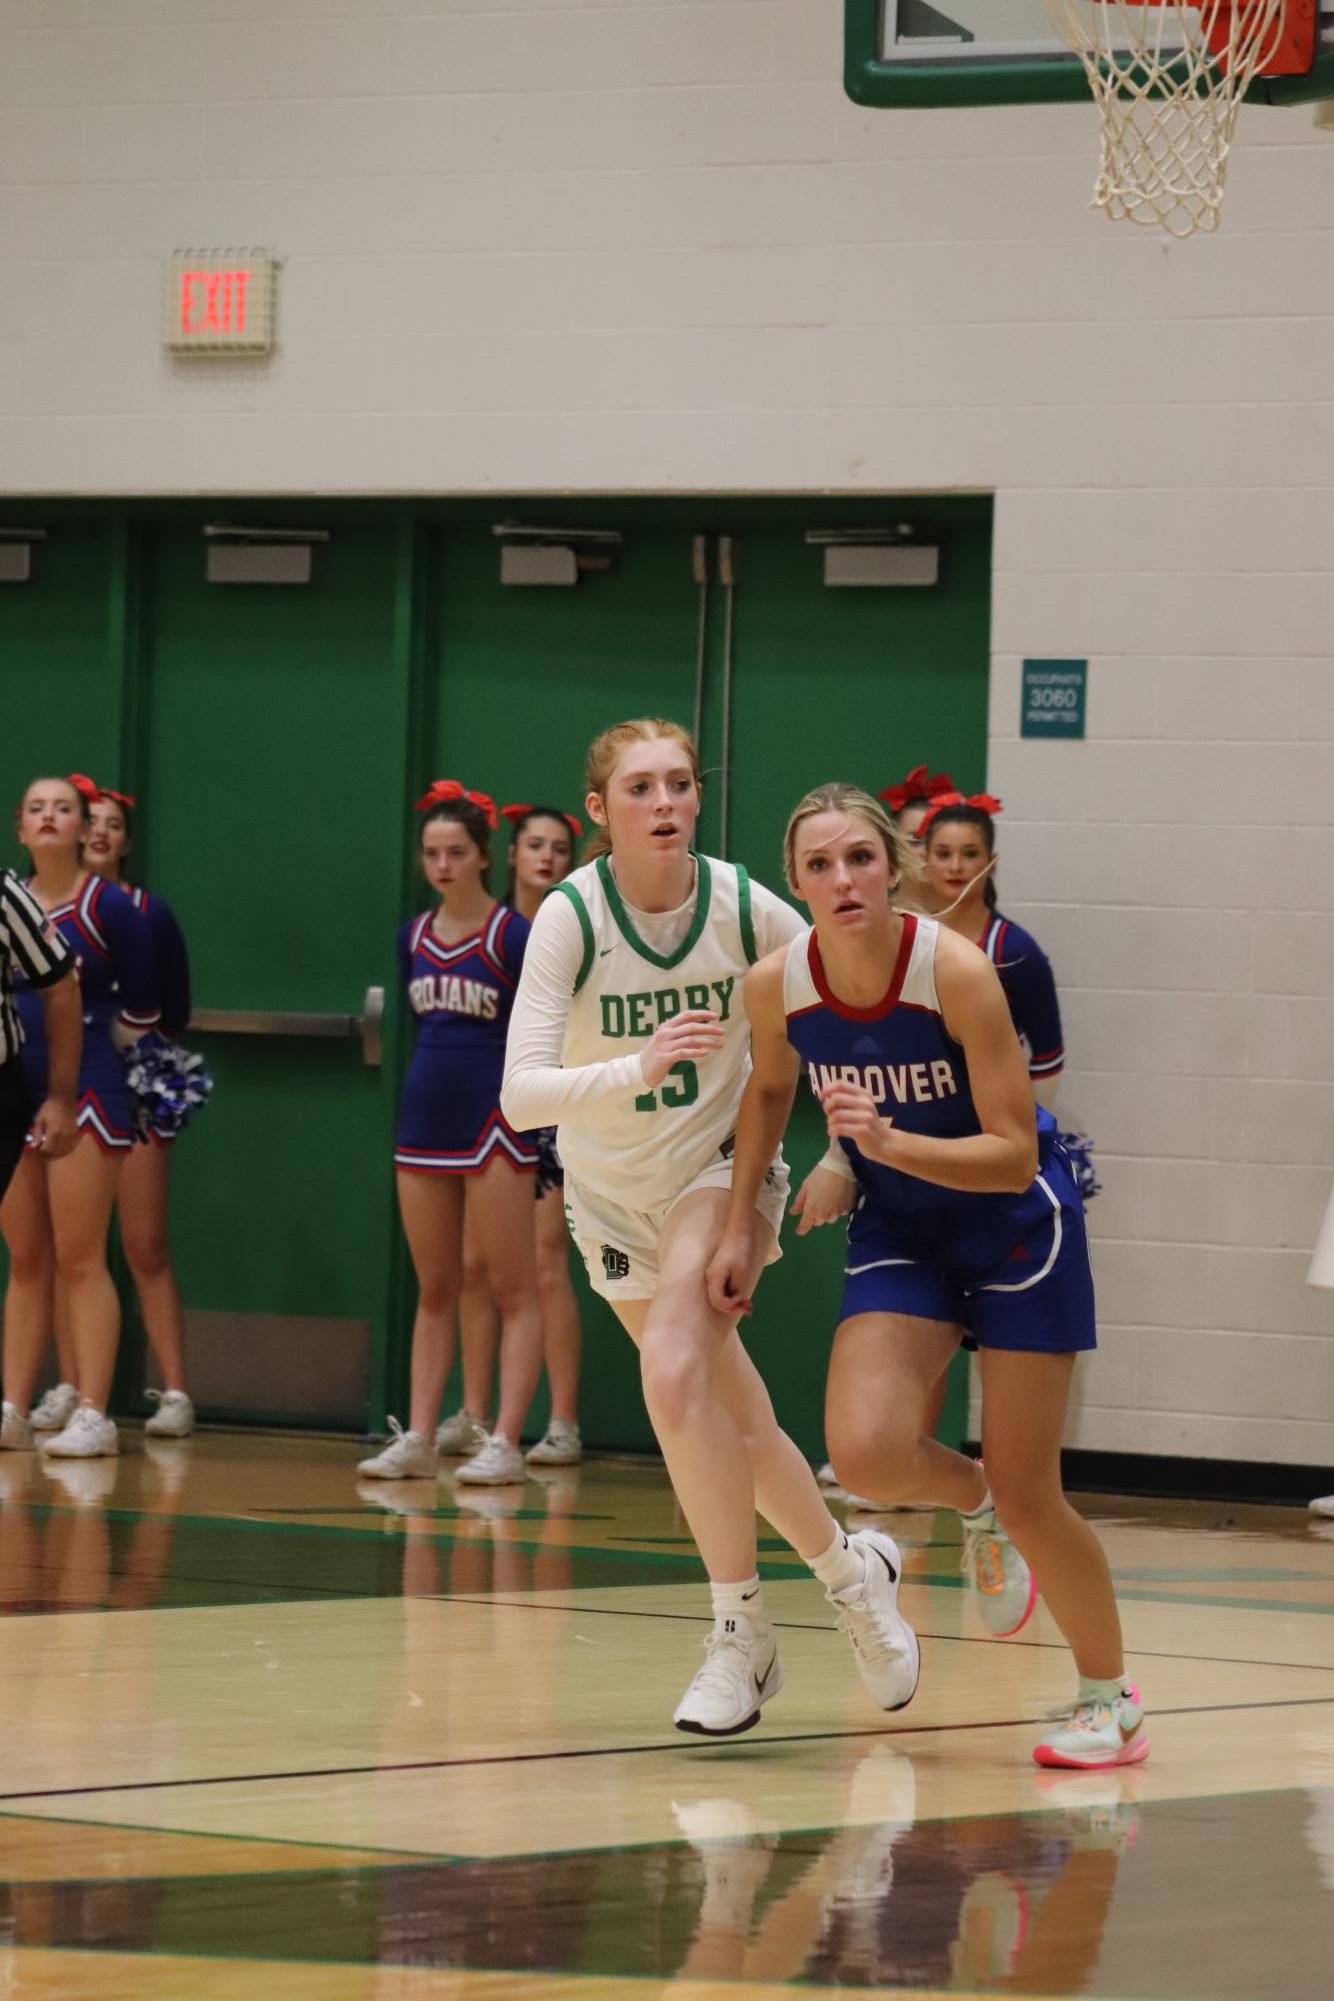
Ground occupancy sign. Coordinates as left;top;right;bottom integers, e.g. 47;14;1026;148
164;251;278;355
1021;659;1087;739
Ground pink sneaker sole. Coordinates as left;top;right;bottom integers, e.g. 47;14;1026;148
1033;1730;1150;1770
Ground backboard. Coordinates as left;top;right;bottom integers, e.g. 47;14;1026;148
846;0;1334;106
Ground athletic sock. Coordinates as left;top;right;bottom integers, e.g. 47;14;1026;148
807;1526;866;1597
710;1574;766;1633
1078;1674;1131;1706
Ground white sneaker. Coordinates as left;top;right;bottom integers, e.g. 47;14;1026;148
144;1389;195;1438
673;1618;784;1736
961;1503;1037;1636
525;1419;582;1466
30;1382;79;1432
357;1418;437;1480
1309;1493;1334;1518
42;1402;119;1459
435;1408;489;1457
455;1432;526;1485
827;1529;920;1712
0;1402;33;1451
1033;1683;1149;1770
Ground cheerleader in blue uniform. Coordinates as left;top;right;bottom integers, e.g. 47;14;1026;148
81;788;196;1439
919;793;1065;1107
448;803;586;1471
360;783;543;1487
1;776;161;1461
709;783;1145;1771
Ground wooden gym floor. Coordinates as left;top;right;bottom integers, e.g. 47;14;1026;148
0;1432;1331;1999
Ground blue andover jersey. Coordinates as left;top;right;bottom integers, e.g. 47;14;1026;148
782;913;1095;1353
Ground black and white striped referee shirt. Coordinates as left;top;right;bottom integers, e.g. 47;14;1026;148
0;869;73;1068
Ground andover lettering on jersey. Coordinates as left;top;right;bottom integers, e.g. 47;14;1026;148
808;1059;959;1106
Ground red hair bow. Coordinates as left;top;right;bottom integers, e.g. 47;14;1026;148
878;764;957;815
501;802;584;839
66;772;100;805
98;788;136;811
917;791;1003;842
414;779;498;828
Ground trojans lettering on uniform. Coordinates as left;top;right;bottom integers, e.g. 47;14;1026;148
807;1059;959;1106
409;973;500;1021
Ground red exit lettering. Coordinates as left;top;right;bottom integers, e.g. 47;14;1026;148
179;268;252;337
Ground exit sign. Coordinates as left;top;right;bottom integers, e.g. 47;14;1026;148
164;249;278;355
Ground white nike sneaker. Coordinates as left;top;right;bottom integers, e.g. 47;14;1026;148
435;1407;489;1457
144;1389;195;1438
525;1419;582;1466
42;1402;119;1459
960;1502;1036;1636
1033;1684;1150;1770
673;1618;785;1736
357;1418;437;1480
455;1432;526;1485
30;1382;79;1432
827;1529;920;1712
0;1402;33;1451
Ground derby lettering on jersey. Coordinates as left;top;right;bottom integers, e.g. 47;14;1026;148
409;974;500;1021
807;1059;959;1106
599;978;735;1041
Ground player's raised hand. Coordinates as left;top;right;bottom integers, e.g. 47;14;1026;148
641;1008;725;1089
818;1079;892;1163
791;1162;858;1236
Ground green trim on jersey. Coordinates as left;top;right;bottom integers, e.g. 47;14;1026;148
554;880;596;994
735;863;758;966
595;854;714;972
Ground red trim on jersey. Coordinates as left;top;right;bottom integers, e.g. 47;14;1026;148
807;914;917;1022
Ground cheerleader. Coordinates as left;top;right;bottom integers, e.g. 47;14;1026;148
920;793;1065;1107
1;776;161;1460
76;787;195;1438
878;763;957;851
709;783;1146;1769
502;720;919;1735
360;784;543;1486
446;804;587;1469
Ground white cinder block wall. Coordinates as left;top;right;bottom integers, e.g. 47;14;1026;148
2;0;1332;1465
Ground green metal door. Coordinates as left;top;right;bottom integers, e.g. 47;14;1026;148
138;509;414;1427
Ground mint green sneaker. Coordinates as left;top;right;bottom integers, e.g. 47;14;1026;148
1033;1683;1149;1769
960;1503;1036;1636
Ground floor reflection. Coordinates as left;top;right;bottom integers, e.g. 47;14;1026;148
2;1764;1332;1995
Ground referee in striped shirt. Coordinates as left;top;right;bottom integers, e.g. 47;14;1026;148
1;868;82;1195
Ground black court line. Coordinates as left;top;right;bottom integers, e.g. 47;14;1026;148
2;1693;1331;1808
436;1588;1334;1678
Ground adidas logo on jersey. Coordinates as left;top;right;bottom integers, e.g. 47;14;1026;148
600;1244;631;1281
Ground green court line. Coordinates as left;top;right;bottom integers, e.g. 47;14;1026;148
0;1805;462;1866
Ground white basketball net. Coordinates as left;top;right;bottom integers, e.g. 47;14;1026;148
1044;1;1286;235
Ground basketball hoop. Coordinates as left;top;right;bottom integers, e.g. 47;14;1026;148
1044;1;1318;235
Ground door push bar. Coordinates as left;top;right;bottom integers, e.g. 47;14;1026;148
190;985;385;1068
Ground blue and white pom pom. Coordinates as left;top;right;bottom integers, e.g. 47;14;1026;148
1058;1131;1100;1206
125;1031;213;1139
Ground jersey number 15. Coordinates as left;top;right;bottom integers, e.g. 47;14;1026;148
635;1060;699;1114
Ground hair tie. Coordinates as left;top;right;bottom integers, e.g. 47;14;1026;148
502;801;584;838
66;772;100;805
97;787;136;811
878;764;957;815
414;779;498;829
917;791;1003;844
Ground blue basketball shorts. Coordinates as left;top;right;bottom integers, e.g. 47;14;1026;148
838;1145;1097;1355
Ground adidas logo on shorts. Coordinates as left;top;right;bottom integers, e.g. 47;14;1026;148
600;1244;631;1281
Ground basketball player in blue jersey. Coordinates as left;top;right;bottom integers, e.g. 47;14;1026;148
2;776;162;1462
360;783;543;1489
709;784;1147;1770
921;795;1065;1104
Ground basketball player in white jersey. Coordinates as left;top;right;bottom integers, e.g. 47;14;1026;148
502;719;919;1735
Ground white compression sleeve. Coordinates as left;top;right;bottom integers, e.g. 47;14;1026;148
500;891;648;1132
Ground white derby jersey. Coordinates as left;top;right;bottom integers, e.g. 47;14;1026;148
551;853;780;1208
